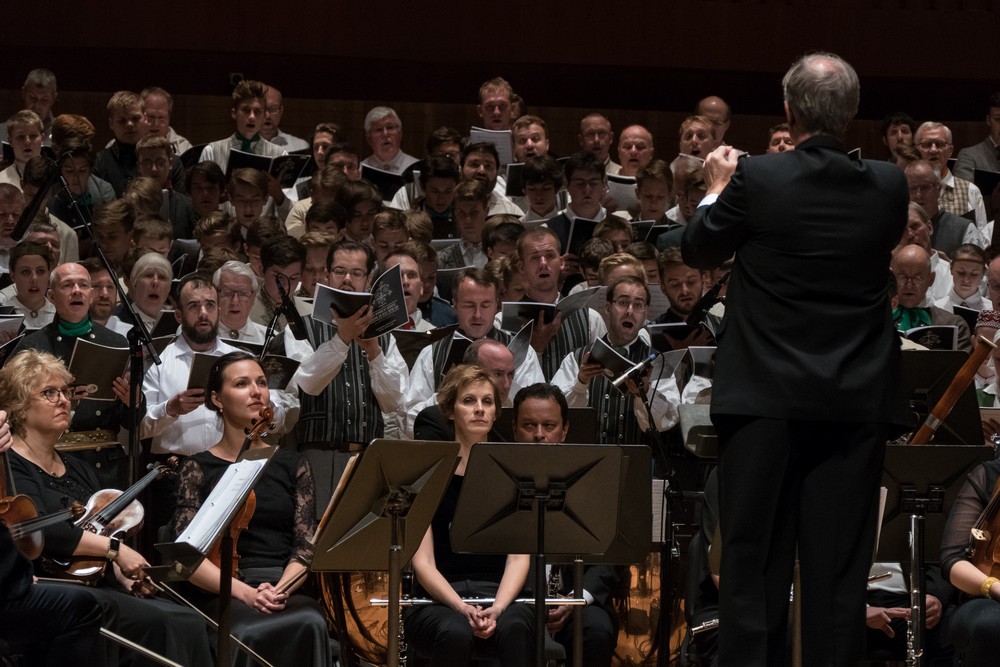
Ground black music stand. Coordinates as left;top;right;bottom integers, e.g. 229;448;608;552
451;443;623;667
310;439;461;667
150;446;277;667
549;444;651;667
877;444;991;665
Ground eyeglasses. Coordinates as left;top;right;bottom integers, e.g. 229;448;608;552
917;141;951;150
219;290;254;301
613;298;648;311
332;268;367;279
897;274;928;285
39;387;73;404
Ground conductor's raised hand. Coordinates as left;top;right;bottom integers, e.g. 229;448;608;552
703;146;741;195
336;304;373;345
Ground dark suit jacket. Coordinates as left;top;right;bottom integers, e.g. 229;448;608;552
954;137;1000;181
681;135;910;424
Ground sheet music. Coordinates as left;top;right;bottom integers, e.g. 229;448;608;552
175;456;272;554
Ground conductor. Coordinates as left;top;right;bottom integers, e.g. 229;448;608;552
681;52;909;667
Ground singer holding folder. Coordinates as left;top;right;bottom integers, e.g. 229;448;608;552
551;275;680;444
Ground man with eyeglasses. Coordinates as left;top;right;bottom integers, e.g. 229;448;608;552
259;84;309;153
915;121;987;228
360;106;417;175
579;113;620;175
905;160;979;258
292;240;408;513
892;243;972;352
214;260;313;358
552;274;680;444
15;262;141;488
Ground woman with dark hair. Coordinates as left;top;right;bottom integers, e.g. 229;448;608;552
169;351;332;667
404;364;534;666
1;348;213;666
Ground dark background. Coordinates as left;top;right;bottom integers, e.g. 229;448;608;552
4;0;998;159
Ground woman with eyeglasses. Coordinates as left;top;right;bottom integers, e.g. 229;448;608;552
0;349;213;666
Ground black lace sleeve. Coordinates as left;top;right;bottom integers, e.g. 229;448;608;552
291;454;317;565
941;463;994;582
168;457;206;539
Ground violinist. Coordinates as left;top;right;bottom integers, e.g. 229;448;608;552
168;351;333;667
940;458;1000;665
0;408;104;667
405;364;534;666
1;349;213;667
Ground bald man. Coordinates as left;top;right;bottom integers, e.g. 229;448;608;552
892;243;972;352
697;95;731;144
617;125;654;177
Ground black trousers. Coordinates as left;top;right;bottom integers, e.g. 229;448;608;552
0;581;104;667
949;598;1000;667
405;580;534;667
713;416;887;667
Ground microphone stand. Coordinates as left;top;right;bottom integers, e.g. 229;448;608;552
628;359;681;667
55;174;162;489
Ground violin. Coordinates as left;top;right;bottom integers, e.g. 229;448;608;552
44;458;178;583
0;450;84;559
969;475;1000;577
206;406;275;574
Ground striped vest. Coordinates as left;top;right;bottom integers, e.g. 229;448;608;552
575;335;651;445
537;306;592;381
297;317;390;446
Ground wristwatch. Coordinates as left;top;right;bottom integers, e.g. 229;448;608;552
106;537;121;561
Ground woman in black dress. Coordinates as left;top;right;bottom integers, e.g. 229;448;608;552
169;351;333;667
1;349;213;666
405;364;534;666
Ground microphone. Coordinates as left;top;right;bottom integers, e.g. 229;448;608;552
275;273;308;340
611;352;659;389
11;154;64;242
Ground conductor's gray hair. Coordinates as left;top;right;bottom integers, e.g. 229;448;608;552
781;52;859;140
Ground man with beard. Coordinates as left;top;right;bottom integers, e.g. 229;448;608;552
655;248;716;349
292;240;408;512
460;142;523;216
141;274;294;456
15;262;140;488
552;275;680;444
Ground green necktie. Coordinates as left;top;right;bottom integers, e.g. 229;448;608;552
893;306;932;331
237;133;259;152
